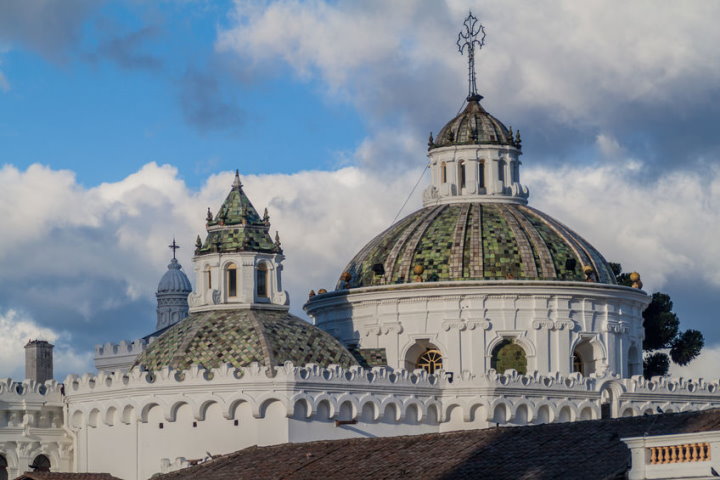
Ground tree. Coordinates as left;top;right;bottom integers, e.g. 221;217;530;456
610;263;704;379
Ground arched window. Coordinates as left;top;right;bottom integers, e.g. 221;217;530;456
440;162;447;183
498;159;506;182
226;263;237;298
205;268;212;290
479;160;485;189
0;455;7;480
31;455;51;472
511;162;519;183
628;344;641;376
416;348;443;374
256;263;268;298
491;339;527;374
459;161;466;189
573;340;596;376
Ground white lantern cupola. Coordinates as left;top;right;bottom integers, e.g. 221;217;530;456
187;171;288;311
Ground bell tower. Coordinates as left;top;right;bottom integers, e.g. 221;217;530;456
423;12;528;207
187;171;288;311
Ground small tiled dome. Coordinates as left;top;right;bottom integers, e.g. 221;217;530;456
157;259;192;294
337;203;616;289
134;309;358;371
431;95;518;149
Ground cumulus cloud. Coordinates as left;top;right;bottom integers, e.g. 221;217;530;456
0;309;92;380
217;0;720;168
2;152;720;378
670;344;720;381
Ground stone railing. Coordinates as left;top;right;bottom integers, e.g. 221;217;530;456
624;431;720;480
649;442;710;464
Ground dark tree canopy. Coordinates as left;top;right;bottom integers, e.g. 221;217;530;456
612;263;704;379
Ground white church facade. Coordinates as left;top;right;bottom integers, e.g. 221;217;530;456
3;16;720;480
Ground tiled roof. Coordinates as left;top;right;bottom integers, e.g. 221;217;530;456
430;95;519;149
195;172;280;256
348;346;387;368
337;202;616;288
154;408;720;480
14;474;122;480
134;309;358;371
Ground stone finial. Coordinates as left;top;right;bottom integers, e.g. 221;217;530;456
583;265;596;282
195;235;202;249
232;169;243;190
413;264;424;282
508;126;514;143
263;208;270;226
274;231;282;248
206;208;213;222
428;132;434;150
629;272;643;289
515;129;522;149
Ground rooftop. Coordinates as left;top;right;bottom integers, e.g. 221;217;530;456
155;408;720;480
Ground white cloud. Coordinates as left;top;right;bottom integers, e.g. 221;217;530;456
0;308;91;380
218;1;720;130
670;344;720;381
2;149;720;379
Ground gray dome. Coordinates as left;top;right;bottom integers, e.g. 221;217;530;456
157;259;192;294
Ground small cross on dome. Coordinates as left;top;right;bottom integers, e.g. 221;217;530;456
168;238;180;259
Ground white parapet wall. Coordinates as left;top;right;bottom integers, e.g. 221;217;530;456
0;379;72;479
64;362;720;480
93;338;153;373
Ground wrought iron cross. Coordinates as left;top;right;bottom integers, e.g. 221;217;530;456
168;238;180;259
457;11;486;98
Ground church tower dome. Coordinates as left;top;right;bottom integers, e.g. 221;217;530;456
155;241;192;330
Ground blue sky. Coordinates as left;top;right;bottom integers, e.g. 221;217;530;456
1;1;365;187
2;0;720;379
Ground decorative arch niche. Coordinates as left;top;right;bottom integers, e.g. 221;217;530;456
491;339;527;374
404;340;443;374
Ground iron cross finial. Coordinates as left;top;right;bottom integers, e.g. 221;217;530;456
457;11;486;99
168;238;180;259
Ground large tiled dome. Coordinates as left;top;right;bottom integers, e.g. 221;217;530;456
337;203;616;289
134;309;358;371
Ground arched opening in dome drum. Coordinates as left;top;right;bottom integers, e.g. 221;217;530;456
572;340;597;376
256;262;268;298
226;263;237;298
458;161;466;190
491;340;527;374
205;267;212;290
0;454;7;480
440;162;447;183
416;349;443;374
478;160;485;189
405;340;443;374
30;455;50;472
498;159;506;182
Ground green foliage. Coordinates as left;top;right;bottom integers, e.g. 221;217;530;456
644;352;670;378
609;262;633;287
612;263;704;379
671;329;704;366
642;293;679;351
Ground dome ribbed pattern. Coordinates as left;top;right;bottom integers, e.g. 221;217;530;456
337;203;616;289
134;309;358;371
157;259;192;294
431;95;518;149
